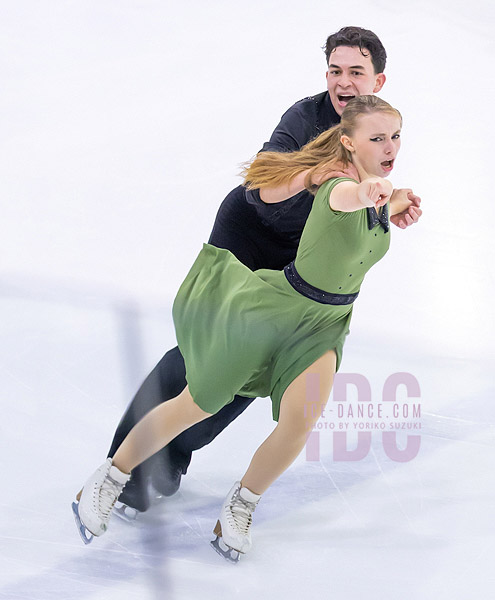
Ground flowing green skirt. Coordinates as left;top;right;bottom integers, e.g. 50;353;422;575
172;244;353;421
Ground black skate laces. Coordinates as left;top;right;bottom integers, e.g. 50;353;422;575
227;488;259;535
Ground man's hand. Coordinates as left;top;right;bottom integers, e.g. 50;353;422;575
390;189;422;229
310;162;360;187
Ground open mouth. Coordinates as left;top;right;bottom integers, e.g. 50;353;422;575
381;159;394;170
337;94;355;105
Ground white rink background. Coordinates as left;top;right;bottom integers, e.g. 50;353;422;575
0;1;494;599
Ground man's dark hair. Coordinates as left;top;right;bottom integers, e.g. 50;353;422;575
323;26;387;74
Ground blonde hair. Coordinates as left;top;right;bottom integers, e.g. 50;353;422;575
243;95;402;192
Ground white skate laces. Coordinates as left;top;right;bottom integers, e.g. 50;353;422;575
98;467;129;521
211;481;261;563
72;458;131;544
226;486;258;536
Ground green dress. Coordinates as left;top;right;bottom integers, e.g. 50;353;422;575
172;178;390;421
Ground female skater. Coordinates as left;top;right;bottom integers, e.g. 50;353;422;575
73;95;411;561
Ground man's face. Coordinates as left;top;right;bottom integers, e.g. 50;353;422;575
326;46;386;116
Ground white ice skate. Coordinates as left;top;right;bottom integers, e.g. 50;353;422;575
72;458;130;544
210;481;261;563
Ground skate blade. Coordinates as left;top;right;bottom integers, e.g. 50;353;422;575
210;536;241;564
114;501;139;523
71;501;94;545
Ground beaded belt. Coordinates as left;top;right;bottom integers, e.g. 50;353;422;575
283;261;359;306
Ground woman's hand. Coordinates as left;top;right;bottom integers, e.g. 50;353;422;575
357;177;393;209
309;162;360;187
390;189;422;229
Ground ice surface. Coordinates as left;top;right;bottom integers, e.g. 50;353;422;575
0;1;494;598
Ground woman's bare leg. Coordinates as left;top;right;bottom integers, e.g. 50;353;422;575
241;350;336;495
111;385;211;474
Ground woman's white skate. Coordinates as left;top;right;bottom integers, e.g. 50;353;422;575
72;458;130;544
210;481;261;563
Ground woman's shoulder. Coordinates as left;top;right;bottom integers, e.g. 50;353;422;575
317;177;359;202
315;177;360;218
318;177;359;193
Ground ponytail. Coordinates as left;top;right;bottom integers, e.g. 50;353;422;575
242;124;350;192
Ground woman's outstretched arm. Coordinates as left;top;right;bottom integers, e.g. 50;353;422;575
329;177;393;213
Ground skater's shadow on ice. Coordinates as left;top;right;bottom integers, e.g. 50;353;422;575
1;419;488;598
1;512;174;600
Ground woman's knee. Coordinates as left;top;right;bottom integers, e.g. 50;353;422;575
179;386;213;424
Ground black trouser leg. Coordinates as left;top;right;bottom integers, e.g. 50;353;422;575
107;187;297;511
151;393;255;495
107;346;186;511
108;345;255;510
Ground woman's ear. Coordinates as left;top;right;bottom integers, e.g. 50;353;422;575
340;134;354;153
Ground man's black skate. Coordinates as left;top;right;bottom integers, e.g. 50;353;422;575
116;474;151;513
152;464;184;497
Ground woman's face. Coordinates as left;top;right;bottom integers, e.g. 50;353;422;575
342;112;402;178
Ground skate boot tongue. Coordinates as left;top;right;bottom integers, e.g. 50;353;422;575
239;486;261;504
229;485;260;538
109;464;131;485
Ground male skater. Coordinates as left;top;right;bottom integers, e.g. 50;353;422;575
109;25;422;515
